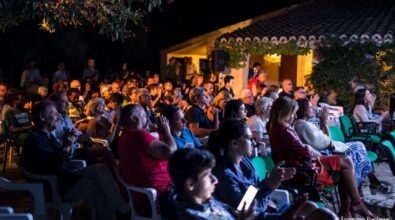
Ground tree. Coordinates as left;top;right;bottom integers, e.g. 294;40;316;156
0;0;169;41
309;38;395;111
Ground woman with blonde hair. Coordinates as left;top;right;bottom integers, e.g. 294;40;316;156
267;96;376;218
85;97;117;143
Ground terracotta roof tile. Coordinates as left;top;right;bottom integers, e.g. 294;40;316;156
219;0;395;45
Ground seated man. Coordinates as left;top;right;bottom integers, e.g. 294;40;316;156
161;104;202;149
20;101;128;220
4;91;33;145
118;104;177;215
185;87;218;138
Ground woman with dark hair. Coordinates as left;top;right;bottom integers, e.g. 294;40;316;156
352;88;389;124
212;119;337;220
294;98;389;193
224;99;248;120
267;96;376;218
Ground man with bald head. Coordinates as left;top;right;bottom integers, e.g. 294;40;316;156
279;79;294;98
70;80;82;92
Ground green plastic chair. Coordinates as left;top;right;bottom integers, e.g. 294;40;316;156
339;115;380;147
329;126;346;142
329;126;377;163
263;156;274;172
251;157;268;181
381;140;395;176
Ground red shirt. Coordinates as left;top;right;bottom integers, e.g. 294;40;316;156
269;124;312;167
119;128;171;196
248;78;259;92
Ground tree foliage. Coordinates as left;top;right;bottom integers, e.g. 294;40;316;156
309;38;395;111
0;0;167;41
216;39;311;68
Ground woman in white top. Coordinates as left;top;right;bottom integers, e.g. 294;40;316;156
352;88;389;124
246;97;272;144
295;98;389;193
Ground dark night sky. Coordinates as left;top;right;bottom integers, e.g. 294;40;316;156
0;0;299;84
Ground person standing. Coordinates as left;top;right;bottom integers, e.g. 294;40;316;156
82;58;100;83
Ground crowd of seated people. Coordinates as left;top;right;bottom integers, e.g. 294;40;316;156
2;59;393;219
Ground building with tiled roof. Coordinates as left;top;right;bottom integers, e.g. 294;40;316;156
162;0;395;96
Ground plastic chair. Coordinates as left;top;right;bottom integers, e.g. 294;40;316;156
114;165;162;220
0;207;33;220
251;157;268;181
329;126;377;163
1;120;24;174
339;115;380;147
381;140;395;176
17;160;93;220
0;177;46;218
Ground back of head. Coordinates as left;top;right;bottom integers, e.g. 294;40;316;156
223;75;234;84
295;98;310;119
189;86;205;104
31;100;56;128
84;97;105;116
254;97;273;113
224;99;243;120
240;89;252;99
217;118;247;155
109;92;124;105
168;148;216;194
120;104;142;129
161;104;180;122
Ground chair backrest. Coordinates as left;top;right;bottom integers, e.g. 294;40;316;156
263;156;275;172
16;161;62;205
0;177;46;216
329;126;346;142
251;157;268;181
114;165;162;220
0;207;33;220
381;140;395;175
1;120;11;138
339;115;355;138
389;131;395;143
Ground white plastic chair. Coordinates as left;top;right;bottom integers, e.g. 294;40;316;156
0;177;46;219
0;207;33;220
17;160;93;220
114;165;162;220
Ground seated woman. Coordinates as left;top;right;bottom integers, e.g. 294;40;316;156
224;99;248;121
246;97;272;144
211;119;337;220
294;98;389;193
84;97;116;143
161;104;202;149
352;88;389;130
267;96;376;218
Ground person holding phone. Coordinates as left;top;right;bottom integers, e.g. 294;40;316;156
212;119;337;219
168;148;256;220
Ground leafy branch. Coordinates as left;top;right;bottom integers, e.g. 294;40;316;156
0;0;168;41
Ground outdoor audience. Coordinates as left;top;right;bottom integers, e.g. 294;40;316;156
20;101;129;220
2;58;393;219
